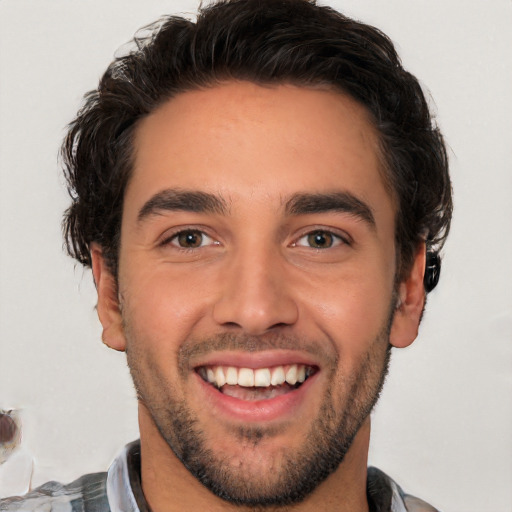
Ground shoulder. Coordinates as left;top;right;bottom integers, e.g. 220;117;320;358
367;466;440;512
0;472;109;512
401;493;440;512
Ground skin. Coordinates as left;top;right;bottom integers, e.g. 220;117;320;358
92;82;426;511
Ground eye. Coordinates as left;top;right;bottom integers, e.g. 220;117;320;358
295;229;347;249
168;229;216;249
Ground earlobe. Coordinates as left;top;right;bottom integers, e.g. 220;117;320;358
389;243;427;348
91;244;126;352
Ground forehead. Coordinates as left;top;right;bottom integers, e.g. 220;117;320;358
127;82;391;219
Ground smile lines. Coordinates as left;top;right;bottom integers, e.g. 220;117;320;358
197;364;315;389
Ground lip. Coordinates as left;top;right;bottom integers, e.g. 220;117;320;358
191;349;321;370
193;366;320;423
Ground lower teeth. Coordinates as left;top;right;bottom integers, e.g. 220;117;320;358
220;383;298;400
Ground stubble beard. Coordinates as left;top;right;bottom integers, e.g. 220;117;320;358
125;318;393;508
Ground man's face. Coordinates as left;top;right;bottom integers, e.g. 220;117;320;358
95;82;422;505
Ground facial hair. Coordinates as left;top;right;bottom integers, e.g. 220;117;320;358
125;313;393;507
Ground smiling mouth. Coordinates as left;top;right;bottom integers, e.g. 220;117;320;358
196;364;317;401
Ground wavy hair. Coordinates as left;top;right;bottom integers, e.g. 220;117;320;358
62;0;452;286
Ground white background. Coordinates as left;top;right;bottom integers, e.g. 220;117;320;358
0;1;511;511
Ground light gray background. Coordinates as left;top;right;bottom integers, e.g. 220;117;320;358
0;1;511;511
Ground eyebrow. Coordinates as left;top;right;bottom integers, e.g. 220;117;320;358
137;189;228;222
137;188;375;228
284;192;376;229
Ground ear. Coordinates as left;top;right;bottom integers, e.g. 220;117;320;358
389;242;427;348
91;244;126;352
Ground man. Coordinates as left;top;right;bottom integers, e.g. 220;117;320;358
0;0;452;510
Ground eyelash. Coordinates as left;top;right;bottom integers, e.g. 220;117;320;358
293;229;351;249
160;227;351;251
160;229;218;250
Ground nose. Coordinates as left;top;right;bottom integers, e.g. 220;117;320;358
212;247;299;335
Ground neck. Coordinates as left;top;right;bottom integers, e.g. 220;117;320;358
139;403;370;512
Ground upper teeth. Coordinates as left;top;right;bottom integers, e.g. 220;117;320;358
201;364;310;388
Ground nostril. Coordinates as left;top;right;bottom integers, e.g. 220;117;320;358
212;280;299;335
269;322;291;330
222;321;242;329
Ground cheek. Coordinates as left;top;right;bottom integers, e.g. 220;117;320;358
120;264;217;352
302;261;394;359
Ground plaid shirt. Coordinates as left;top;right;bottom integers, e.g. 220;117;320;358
0;441;439;512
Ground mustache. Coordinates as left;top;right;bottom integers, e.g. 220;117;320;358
178;332;336;376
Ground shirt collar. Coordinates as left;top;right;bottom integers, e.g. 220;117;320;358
106;440;149;512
